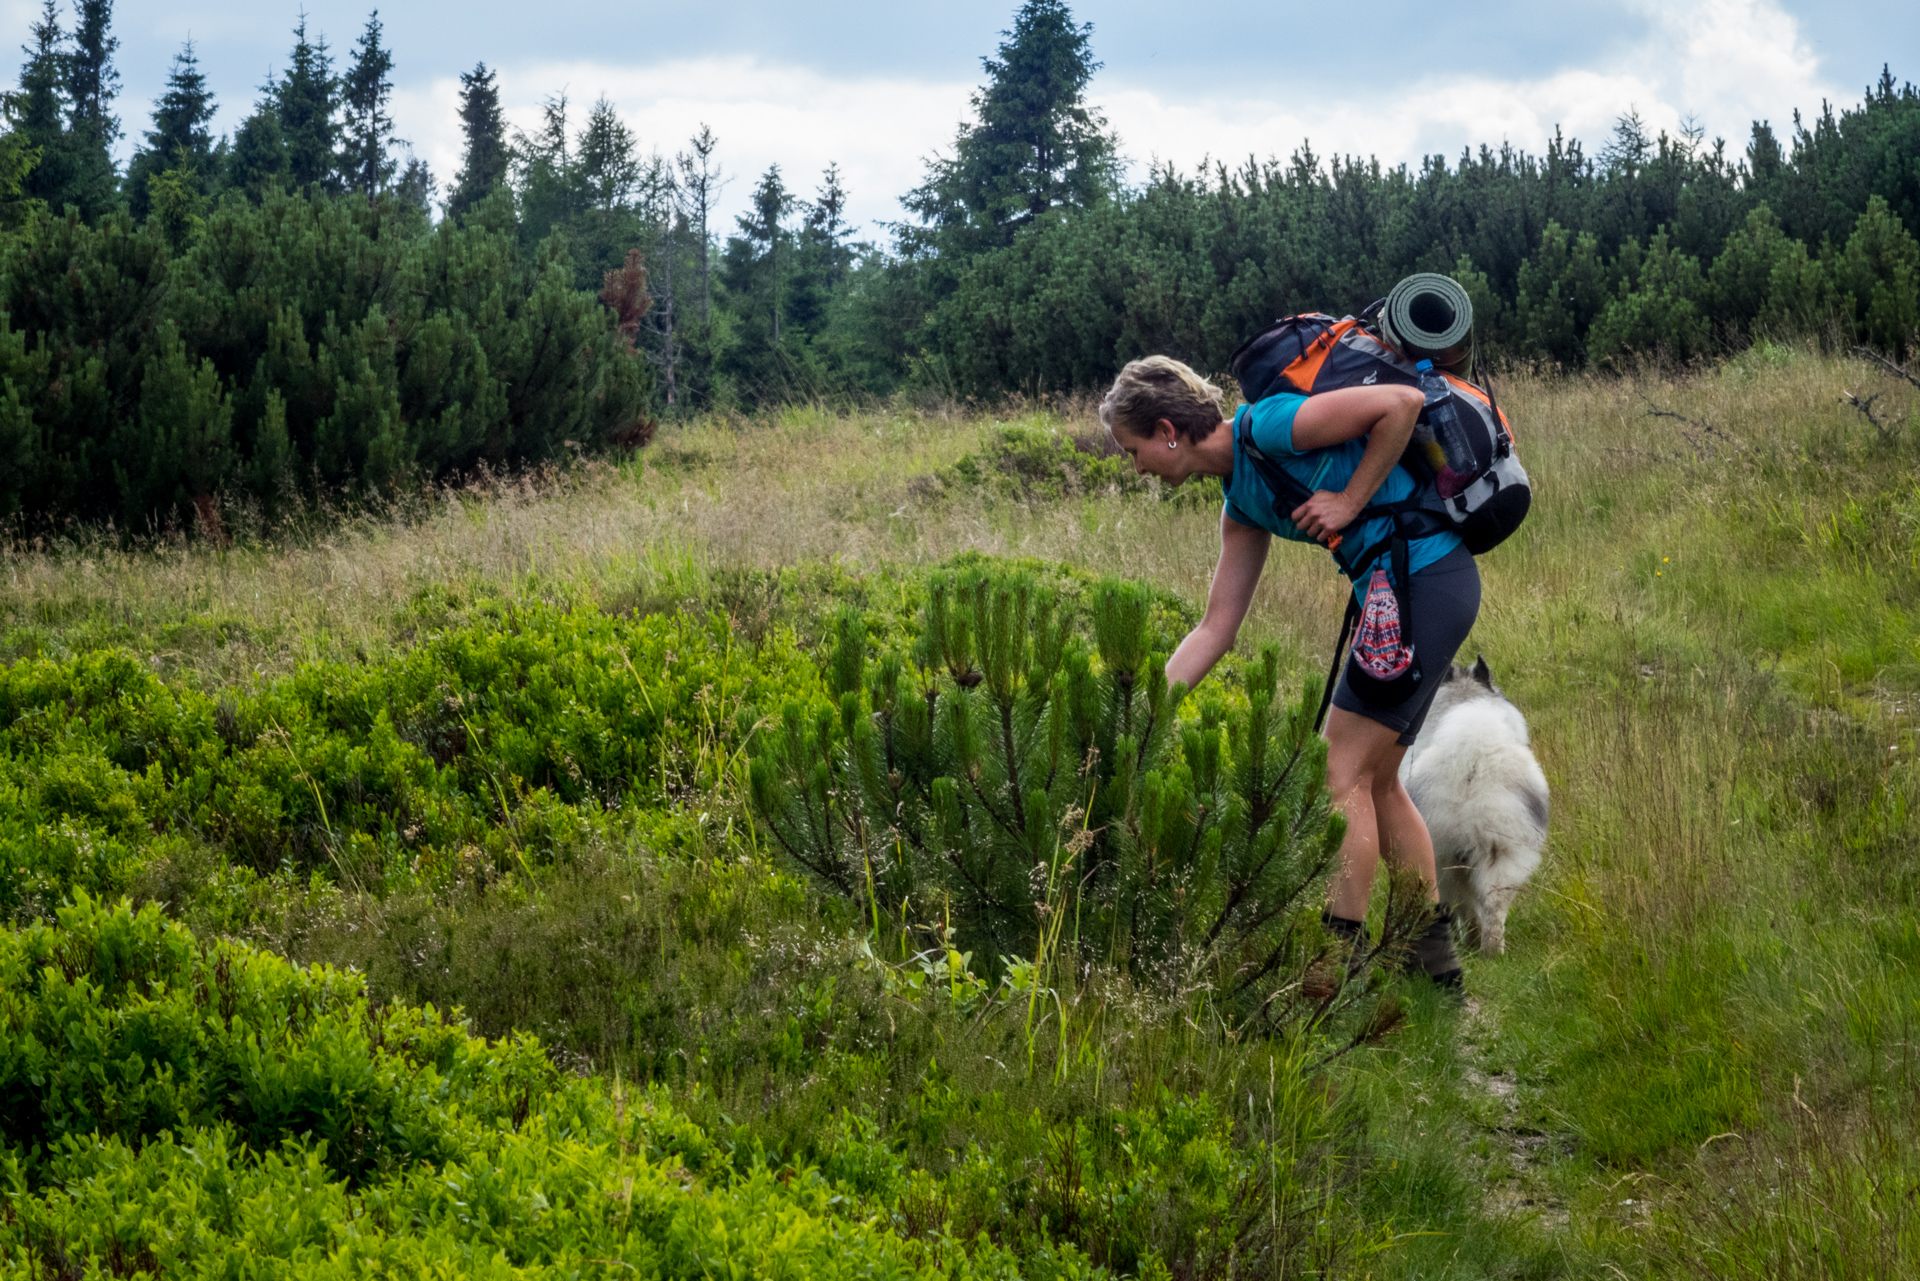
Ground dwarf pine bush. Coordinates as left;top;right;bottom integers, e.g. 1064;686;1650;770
748;566;1354;1023
0;191;655;531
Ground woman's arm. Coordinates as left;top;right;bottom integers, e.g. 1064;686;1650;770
1287;384;1425;544
1166;513;1270;689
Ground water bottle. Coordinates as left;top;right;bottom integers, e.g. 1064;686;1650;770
1416;359;1473;499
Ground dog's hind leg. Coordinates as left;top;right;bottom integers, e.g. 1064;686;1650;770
1476;885;1520;955
1436;855;1476;949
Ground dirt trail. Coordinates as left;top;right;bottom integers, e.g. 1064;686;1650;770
1459;995;1571;1232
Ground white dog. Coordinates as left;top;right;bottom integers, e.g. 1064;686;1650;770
1399;656;1549;955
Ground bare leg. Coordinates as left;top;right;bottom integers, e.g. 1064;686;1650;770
1372;766;1440;891
1324;707;1439;919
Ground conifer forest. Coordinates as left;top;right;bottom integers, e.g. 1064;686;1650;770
3;1;1920;1277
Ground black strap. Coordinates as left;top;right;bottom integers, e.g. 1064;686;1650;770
1474;352;1513;455
1314;593;1360;733
1235;410;1450;579
1389;520;1413;627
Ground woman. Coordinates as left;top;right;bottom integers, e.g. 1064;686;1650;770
1099;356;1479;989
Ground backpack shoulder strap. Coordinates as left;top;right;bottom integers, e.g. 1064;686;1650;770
1235;407;1315;511
1473;351;1515;453
1238;407;1452;578
1313;592;1361;733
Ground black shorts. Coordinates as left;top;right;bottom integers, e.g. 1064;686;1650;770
1331;544;1481;745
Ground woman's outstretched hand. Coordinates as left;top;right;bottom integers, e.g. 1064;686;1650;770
1290;490;1362;545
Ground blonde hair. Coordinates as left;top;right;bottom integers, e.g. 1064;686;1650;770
1099;356;1227;444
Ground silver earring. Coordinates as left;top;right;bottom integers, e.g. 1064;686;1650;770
1167;440;1177;449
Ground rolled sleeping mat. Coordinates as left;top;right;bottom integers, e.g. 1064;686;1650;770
1380;273;1474;369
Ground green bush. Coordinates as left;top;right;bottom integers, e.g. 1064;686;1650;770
1513;221;1615;366
0;190;653;531
1832;195;1920;354
0;893;558;1183
0;895;1390;1278
1587;231;1714;366
0;598;821;918
748;565;1395;1028
944;422;1138;500
279;850;1390;1279
0;895;1020;1278
928;422;1223;512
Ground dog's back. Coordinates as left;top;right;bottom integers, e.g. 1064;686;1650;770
1400;657;1548;954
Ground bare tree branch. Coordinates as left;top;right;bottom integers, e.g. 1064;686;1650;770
1640;396;1738;459
1839;389;1902;446
1853;345;1920;393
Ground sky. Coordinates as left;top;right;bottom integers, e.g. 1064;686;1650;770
6;0;1917;237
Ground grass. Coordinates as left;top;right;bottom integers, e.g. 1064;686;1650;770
3;344;1919;1276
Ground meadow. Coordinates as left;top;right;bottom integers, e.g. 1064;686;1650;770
2;344;1917;1278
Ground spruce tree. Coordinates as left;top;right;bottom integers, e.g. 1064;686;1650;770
227;103;289;197
785;164;855;340
514;94;582;242
904;0;1117;258
739;165;792;343
275;17;338;192
62;0;119;216
124;41;216;220
0;125;38;231
16;1;80;213
578;96;639;212
339;10;395;198
805;162;853;286
448;62;508;218
395;153;434;219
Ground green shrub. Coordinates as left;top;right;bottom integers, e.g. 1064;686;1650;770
946;422;1137;501
747;564;1395;1028
1833;195;1920;355
0;894;1394;1278
0;892;559;1182
0;894;1021;1278
0;599;822;917
934;422;1223;509
278;850;1391;1278
1587;231;1713;366
0;190;654;531
1514;221;1615;366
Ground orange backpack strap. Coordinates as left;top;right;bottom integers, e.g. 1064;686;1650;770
1286;325;1341;392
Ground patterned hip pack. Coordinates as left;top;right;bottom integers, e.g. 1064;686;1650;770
1343;566;1423;707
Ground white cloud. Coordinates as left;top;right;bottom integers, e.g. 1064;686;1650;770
392;59;977;236
391;0;1837;239
1107;0;1835;174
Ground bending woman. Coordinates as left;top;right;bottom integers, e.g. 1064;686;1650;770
1099;356;1478;989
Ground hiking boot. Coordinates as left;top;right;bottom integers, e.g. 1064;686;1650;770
1321;911;1373;979
1412;903;1464;993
